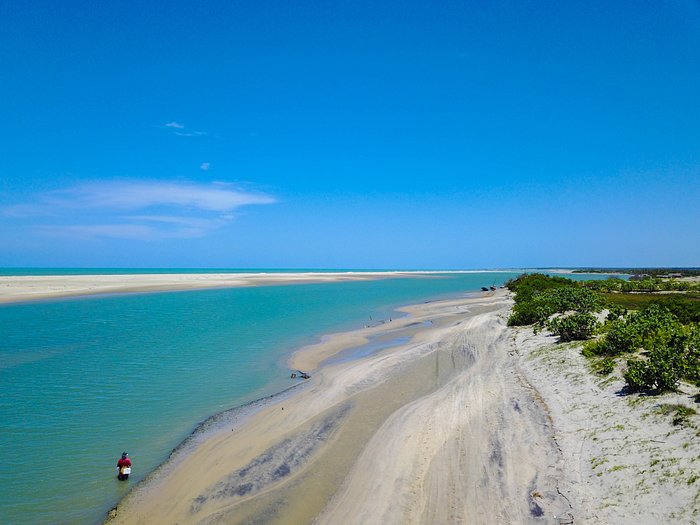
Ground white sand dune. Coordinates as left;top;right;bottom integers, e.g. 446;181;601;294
314;302;570;525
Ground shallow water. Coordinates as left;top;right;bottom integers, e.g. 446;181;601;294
0;271;611;524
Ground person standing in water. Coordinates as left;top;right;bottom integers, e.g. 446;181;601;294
117;452;131;480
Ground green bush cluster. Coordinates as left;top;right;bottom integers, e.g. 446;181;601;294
506;273;700;395
546;312;598;342
625;345;687;392
651;296;700;324
542;286;604;314
606;303;627;321
506;274;603;330
588;305;700;393
590;304;680;357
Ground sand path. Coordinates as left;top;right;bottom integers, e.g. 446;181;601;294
315;304;569;525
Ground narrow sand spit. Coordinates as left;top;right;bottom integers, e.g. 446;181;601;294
0;271;432;304
107;291;700;524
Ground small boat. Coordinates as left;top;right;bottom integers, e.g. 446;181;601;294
481;287;489;292
490;286;497;291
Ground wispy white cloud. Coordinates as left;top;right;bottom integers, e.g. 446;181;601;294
174;130;207;137
2;180;276;241
200;162;211;171
163;121;207;137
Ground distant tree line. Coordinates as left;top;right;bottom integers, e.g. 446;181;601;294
582;277;700;294
573;268;700;277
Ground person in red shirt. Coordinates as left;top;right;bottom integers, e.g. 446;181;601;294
117;452;132;480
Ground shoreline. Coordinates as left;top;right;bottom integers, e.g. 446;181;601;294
102;288;491;523
106;289;541;524
104;381;309;520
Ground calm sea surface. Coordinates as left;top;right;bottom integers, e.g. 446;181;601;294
0;271;612;524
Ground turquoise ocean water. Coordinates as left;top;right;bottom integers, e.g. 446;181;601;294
0;271;613;524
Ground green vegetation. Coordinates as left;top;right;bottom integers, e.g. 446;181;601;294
622;320;700;393
506;273;603;329
673;406;697;426
594;357;615;375
657;404;698;426
648;296;700;324
547;312;598;342
599;293;700;325
589;304;680;356
591;456;608;469
590;302;700;393
508;273;700;395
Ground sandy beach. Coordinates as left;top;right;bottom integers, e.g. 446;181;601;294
0;271;438;304
105;290;700;525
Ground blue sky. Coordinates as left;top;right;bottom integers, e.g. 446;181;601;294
1;0;699;269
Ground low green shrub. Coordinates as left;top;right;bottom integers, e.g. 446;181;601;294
606;303;627;321
547;313;598;342
600;318;638;355
625;348;684;393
